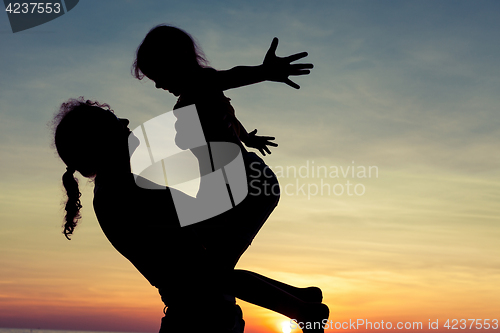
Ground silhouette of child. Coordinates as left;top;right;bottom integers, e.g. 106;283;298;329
131;24;328;332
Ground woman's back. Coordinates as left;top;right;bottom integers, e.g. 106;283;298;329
93;173;207;292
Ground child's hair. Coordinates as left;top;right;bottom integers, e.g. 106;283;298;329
51;97;116;239
132;24;209;80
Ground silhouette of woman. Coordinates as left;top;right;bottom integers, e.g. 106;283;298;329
52;26;328;333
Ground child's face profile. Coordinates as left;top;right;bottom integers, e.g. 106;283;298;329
146;65;194;97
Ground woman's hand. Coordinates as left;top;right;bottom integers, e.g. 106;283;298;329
245;129;278;156
263;37;313;89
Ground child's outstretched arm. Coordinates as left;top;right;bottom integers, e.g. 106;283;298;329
215;37;313;91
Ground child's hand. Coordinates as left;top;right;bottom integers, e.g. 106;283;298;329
263;37;313;89
245;129;278;156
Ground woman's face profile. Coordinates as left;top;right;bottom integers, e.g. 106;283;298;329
121;118;140;156
117;117;131;133
94;113;135;153
113;116;140;155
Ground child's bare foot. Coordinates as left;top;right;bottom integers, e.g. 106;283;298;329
298;287;323;303
294;302;329;333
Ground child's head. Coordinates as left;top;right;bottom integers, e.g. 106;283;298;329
132;25;208;92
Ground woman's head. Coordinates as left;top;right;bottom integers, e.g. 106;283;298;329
53;97;129;177
132;25;208;94
52;97;130;239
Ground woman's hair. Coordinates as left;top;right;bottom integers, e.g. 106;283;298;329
51;97;117;240
132;24;208;80
61;167;82;240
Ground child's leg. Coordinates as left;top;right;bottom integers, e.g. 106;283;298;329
224;269;329;331
234;269;322;303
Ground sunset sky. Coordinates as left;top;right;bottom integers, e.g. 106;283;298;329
1;1;499;332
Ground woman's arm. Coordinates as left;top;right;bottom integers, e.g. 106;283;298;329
215;38;313;91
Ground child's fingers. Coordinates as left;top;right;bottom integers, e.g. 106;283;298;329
265;38;279;61
285;78;300;89
290;63;313;70
290;69;311;76
284;51;308;63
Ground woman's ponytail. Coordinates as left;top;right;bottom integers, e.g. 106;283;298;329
52;97;116;239
62;167;82;240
